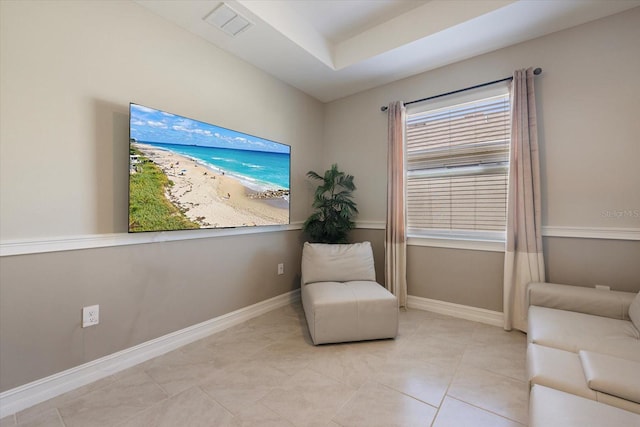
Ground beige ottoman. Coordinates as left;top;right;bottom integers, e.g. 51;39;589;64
301;242;398;345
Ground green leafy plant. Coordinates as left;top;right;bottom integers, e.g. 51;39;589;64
303;164;358;243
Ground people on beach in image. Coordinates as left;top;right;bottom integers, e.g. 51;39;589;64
131;143;288;228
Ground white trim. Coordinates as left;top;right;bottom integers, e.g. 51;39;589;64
407;226;640;251
0;290;300;418
407;236;505;252
541;226;640;241
2;224;637;258
407;295;503;327
0;223;303;257
355;220;385;230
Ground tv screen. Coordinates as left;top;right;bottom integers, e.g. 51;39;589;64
128;103;290;232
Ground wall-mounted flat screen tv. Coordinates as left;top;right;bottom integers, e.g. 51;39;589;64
128;103;290;232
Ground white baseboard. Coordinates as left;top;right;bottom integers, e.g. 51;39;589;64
407;295;503;327
0;290;300;418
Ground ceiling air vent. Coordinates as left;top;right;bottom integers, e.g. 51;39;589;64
204;3;252;37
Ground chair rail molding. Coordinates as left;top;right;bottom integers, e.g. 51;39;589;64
0;223;304;257
355;220;385;229
2;225;637;257
541;226;640;241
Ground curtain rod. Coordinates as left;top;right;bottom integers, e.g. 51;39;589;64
380;67;542;112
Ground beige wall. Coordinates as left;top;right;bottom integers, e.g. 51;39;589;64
544;237;640;293
324;9;640;228
0;1;323;392
2;1;639;394
0;231;304;391
323;8;640;309
408;246;505;312
0;0;322;239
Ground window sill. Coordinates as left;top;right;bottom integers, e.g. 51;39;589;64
407;235;505;252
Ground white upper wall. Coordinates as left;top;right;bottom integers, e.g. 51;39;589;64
0;0;324;241
323;7;640;230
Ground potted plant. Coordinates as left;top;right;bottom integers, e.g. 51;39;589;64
303;164;358;243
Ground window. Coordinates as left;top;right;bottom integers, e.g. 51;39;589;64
405;89;510;241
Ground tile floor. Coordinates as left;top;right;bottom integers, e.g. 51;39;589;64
1;302;529;426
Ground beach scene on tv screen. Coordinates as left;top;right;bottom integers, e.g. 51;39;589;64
129;104;290;232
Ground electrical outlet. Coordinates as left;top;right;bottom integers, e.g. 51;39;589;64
277;263;284;275
82;305;99;327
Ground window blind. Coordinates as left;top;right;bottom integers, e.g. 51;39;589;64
406;93;510;239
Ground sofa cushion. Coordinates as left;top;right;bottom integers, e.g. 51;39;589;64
301;242;376;286
596;392;640;415
580;351;640;404
301;280;398;345
630;292;640;330
527;344;596;400
528;306;640;361
529;384;640;427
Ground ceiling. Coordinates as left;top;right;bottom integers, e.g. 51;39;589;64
136;0;639;103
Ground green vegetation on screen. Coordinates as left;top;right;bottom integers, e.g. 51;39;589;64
128;149;199;232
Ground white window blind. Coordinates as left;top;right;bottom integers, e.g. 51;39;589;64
406;93;510;240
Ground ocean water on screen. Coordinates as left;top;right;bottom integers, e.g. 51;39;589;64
141;141;290;192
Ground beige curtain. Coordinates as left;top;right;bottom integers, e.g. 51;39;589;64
385;101;408;308
504;68;545;332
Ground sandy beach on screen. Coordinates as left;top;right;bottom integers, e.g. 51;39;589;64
133;143;289;228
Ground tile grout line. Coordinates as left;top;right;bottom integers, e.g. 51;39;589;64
428;323;479;426
55;408;67;427
444;360;528;425
196;385;243;422
328;380;365;426
445;395;527;426
9;305;529;426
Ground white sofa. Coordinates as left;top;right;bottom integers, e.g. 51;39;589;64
526;282;640;426
300;241;398;345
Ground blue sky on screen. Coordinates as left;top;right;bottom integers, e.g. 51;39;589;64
130;104;290;154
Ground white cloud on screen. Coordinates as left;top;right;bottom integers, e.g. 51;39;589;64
131;104;289;153
147;121;168;128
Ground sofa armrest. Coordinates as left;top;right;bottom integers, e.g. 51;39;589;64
528;282;635;320
580;351;640;404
